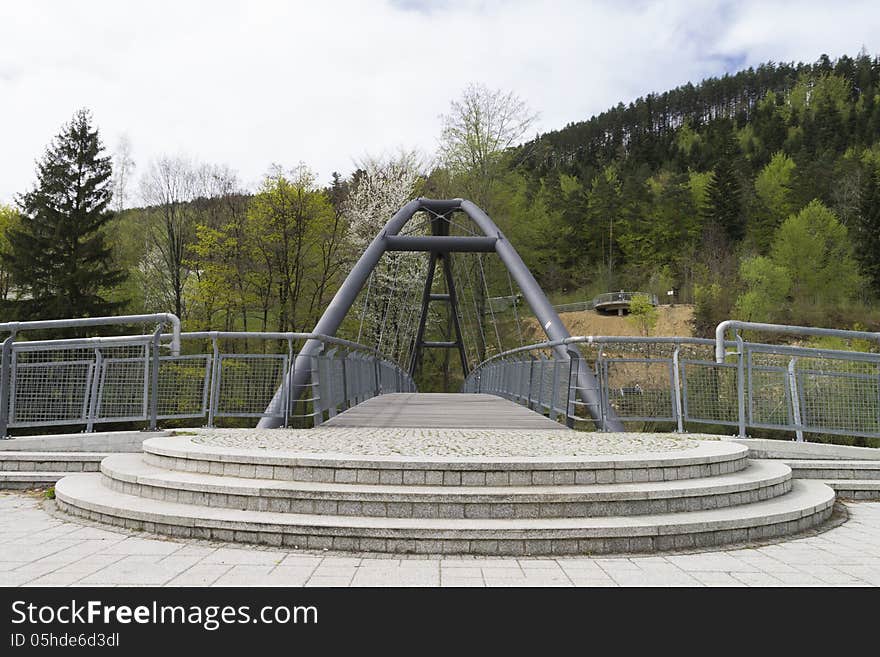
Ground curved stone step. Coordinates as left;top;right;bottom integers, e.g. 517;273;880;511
0;452;105;472
55;474;835;555
824;480;880;500
142;437;749;486
783;460;880;480
0;472;63;489
100;454;792;518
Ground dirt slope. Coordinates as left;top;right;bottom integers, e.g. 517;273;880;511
523;304;695;339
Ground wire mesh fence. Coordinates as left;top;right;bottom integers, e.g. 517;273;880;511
0;331;415;436
463;335;880;441
4;318;880;442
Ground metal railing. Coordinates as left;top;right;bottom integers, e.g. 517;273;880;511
0;329;415;437
553;292;659;315
463;329;880;441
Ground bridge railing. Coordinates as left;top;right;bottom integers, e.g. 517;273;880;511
462;330;880;441
552;292;658;315
0;330;415;437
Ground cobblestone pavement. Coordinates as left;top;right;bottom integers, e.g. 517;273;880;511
1;492;878;587
189;428;709;458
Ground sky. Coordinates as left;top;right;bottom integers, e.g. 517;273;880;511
1;0;880;204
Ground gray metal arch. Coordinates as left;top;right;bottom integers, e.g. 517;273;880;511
257;198;623;431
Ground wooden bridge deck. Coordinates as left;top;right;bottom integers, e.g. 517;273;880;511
321;393;568;430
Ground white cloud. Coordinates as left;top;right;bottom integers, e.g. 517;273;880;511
1;0;878;204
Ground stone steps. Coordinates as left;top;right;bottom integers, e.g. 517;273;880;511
783;460;880;480
0;472;63;489
53;435;838;555
823;480;880;500
100;453;792;519
0;452;105;472
143;436;750;486
54;474;835;555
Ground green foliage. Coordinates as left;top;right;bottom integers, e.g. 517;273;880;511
701;132;744;243
693;280;735;337
736;200;862;324
2;109;126;319
752;152;797;247
0;204;20;301
627;293;658;336
687;170;712;213
187;165;343;333
735;256;791;322
772;200;861;305
855;167;880;296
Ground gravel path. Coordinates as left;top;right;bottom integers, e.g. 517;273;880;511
187;428;718;458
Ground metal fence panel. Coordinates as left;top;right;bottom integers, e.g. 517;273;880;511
680;360;739;426
157;355;212;420
215;354;288;419
603;358;676;423
8;350;94;427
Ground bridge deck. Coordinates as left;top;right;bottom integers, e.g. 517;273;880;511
321;393;568;430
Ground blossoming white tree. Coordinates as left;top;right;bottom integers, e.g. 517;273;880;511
343;150;429;362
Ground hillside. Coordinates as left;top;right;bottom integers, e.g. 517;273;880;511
523;305;694;340
497;51;880;338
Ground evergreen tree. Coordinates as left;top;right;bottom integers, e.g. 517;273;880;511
3;109;126;319
855;167;880;296
701;133;745;243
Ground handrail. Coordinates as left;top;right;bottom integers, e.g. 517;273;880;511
180;331;395;362
714;320;880;363
0;313;182;355
467;335;721;372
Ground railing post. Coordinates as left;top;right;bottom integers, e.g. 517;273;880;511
736;333;746;438
672;346;684;433
0;334;14;439
341;351;349;410
324;347;338;418
374;357;381;396
787;357;804;442
527;356;535;409
312;344;326;427
85;347;103;432
565;349;579;429
149;326;161;431
282;338;292;428
207;334;220;427
536;355;546;413
596;348;608;432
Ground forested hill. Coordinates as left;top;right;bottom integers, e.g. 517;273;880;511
501;52;880;336
516;53;880;177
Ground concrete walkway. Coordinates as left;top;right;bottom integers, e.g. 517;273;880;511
322;393;567;430
1;492;878;586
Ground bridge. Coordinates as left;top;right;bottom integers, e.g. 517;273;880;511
2;198;880;556
1;198;880;440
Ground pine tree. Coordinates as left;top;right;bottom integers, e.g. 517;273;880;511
3;109;126;319
701;132;745;243
855;167;880;296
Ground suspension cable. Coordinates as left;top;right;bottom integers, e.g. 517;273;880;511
448;253;475;368
461;255;488;362
376;254;402;353
391;252;423;363
478;253;504;355
506;267;524;346
356;269;374;344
